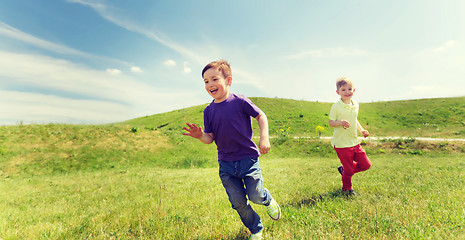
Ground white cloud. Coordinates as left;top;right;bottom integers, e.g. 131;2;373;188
0;22;85;56
232;68;268;94
403;85;464;100
106;68;122;75
0;50;139;102
0;21;129;66
0;90;130;125
67;1;209;65
287;49;323;59
68;0;207;63
432;40;456;52
183;61;191;73
164;60;176;67
66;0;107;13
0;50;204;125
130;66;144;73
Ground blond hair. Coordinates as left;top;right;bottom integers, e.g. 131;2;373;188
336;77;353;89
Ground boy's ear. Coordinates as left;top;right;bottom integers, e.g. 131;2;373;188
336;89;339;95
226;76;232;86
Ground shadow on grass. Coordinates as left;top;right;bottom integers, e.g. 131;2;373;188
227;231;250;240
193;228;249;240
193;190;356;240
286;189;355;208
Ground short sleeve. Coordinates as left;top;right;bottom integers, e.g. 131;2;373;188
241;96;261;118
203;105;213;134
329;103;338;121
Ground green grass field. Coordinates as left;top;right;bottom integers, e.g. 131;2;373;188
1;97;465;239
1;154;464;239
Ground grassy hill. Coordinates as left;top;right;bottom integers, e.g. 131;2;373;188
1;97;465;239
125;96;465;139
1;97;464;177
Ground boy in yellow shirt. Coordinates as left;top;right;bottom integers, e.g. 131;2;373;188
329;77;372;195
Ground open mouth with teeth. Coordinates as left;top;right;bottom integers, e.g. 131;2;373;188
210;89;218;94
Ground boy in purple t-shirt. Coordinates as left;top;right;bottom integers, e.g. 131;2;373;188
183;60;281;240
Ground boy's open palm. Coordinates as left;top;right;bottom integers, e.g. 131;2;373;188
183;123;203;138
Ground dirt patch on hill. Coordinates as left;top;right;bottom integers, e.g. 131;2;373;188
361;138;465;155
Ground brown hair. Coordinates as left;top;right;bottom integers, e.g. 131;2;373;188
202;60;232;79
336;77;353;89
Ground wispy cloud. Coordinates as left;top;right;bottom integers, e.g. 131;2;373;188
0;22;88;56
106;68;122;75
66;0;106;10
432;40;456;52
286;47;368;59
0;50;203;124
404;84;464;100
0;21;130;67
67;0;208;64
183;61;192;73
0;90;130;125
0;50;132;102
163;60;176;67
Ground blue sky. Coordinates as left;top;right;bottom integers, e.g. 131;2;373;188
1;0;464;125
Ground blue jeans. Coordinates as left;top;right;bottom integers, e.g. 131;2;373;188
218;157;272;234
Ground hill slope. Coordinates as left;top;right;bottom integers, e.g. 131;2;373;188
2;97;464;239
125;96;465;139
1;97;464;177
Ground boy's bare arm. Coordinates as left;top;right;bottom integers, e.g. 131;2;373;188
356;120;369;138
255;111;270;154
329;119;350;129
183;123;214;144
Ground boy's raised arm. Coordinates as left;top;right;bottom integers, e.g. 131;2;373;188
255;111;270;154
183;123;214;144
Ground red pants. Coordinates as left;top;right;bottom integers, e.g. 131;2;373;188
334;144;371;191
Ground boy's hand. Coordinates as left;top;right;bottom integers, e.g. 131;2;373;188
259;137;271;154
340;120;350;129
361;130;369;138
182;123;203;138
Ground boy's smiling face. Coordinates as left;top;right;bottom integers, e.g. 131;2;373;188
203;68;232;103
336;83;355;103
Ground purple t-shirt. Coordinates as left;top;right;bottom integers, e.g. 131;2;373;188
203;93;261;161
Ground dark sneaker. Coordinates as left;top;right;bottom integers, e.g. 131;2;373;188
343;190;358;196
337;166;343;175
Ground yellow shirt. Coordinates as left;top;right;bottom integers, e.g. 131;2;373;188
329;99;360;148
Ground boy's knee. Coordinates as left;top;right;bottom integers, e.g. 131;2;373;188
248;194;265;205
247;188;269;205
363;161;372;171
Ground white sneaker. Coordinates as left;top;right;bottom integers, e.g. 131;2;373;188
265;198;281;221
249;230;263;240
